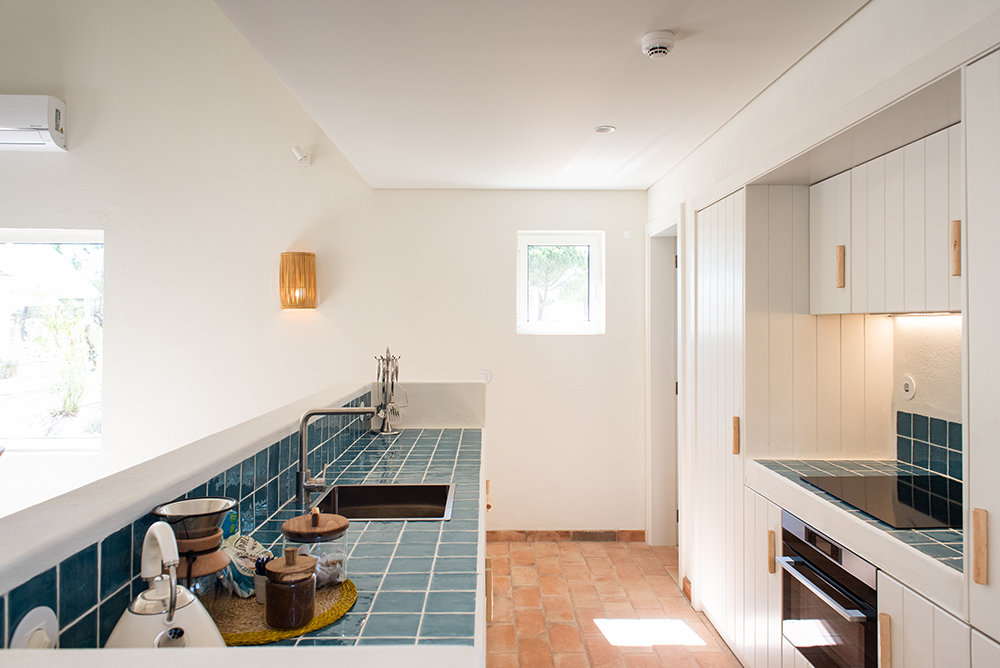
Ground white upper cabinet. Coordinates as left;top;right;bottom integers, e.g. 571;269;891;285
809;171;852;314
810;126;962;315
966;48;1000;645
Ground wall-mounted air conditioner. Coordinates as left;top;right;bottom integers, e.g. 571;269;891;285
0;95;66;151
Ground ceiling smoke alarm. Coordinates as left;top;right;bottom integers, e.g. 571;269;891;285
642;30;675;59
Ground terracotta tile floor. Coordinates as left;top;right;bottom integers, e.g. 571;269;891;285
486;541;741;668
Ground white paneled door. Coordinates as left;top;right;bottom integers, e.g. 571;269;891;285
966;47;1000;646
694;190;746;655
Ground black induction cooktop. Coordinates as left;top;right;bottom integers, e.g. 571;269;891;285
801;474;962;529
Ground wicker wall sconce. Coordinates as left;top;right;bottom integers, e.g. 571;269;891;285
279;251;316;309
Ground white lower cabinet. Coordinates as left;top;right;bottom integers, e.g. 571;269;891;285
782;637;816;668
741;488;782;668
877;571;971;668
972;630;1000;667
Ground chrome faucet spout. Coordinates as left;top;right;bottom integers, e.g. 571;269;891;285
296;405;377;505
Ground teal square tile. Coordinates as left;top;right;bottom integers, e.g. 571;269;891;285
395;543;437;557
305;613;367;638
101;525;132;599
361;613;421;637
419;613;475;637
372;591;425;613
8;569;56;647
380;573;430;591
351;543;396;558
425;591;476;613
240;455;256;499
430;573;476;591
98;586;131;647
268;442;279;481
255;449;268;488
349;591;375;614
949;422;963;451
399;531;439;544
930;418;948;446
225;464;240;500
897;411;912;437
351;557;391;573
433;557;477;573
207;472;225;498
389;557;434;573
59;610;97;648
912;414;929;442
357;637;416;645
419;637;474;645
348;573;384;591
59;543;98;625
439;531;477;543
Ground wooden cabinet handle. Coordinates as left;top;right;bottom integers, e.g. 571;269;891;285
485;557;494;622
878;612;891;668
951;220;962;277
767;530;775;574
486;479;492;512
836;245;846;288
974;508;988;585
732;416;740;455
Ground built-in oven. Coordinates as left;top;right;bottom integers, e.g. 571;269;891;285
781;511;878;668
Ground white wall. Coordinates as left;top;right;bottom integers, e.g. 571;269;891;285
892;315;963;422
744;186;894;461
0;0;647;530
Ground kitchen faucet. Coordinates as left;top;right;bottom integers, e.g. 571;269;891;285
296;406;376;505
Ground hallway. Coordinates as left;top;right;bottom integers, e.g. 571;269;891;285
485;540;742;668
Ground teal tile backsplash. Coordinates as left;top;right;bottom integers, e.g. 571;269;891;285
1;391;372;649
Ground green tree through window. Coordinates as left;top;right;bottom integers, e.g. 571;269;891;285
527;245;590;322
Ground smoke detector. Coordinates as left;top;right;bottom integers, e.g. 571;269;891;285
642;30;675;59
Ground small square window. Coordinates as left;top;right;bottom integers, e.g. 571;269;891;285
516;231;605;335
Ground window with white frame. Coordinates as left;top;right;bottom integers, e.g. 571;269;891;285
0;229;104;452
516;230;605;335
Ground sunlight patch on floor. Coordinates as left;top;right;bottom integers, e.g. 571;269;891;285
594;618;707;647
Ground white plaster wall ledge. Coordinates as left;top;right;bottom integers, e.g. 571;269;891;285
0;379;486;596
1;644;484;667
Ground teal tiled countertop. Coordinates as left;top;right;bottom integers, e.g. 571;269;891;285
756;459;963;572
248;428;483;646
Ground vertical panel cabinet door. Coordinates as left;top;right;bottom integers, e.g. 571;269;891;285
810;171;852;314
966;48;1000;643
826;126;959;315
972;630;1000;667
742;488;782;668
877;571;971;668
694;190;745;652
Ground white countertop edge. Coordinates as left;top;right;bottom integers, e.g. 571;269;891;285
0;380;374;594
745;459;968;619
0;645;485;667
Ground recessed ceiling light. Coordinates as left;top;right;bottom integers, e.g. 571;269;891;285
594;125;616;134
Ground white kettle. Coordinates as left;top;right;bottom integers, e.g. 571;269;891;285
105;521;225;648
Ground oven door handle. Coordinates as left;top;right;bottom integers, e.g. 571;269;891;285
777;556;869;623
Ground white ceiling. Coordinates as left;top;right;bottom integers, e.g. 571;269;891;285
215;0;868;190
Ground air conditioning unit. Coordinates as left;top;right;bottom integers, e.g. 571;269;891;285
0;95;66;151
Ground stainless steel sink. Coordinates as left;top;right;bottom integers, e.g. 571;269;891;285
314;484;454;521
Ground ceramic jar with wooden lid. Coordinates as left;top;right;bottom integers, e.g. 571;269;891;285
281;508;350;588
265;547;316;629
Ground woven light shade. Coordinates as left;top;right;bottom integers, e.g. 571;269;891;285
279;252;316;309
